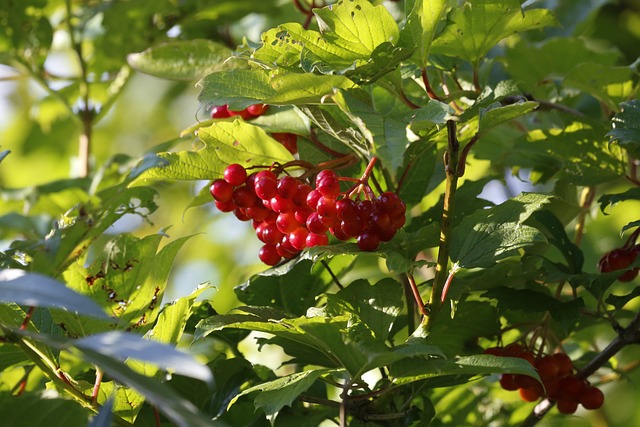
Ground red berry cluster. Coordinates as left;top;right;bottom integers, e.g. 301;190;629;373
598;244;639;282
271;132;298;155
209;163;406;266
211;103;269;120
484;343;604;414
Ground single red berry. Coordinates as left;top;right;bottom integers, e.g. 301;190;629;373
210;179;233;202
558;376;587;402
259;244;281;266
224;164;247;186
288;227;309;251
211;104;231;119
580;386;604;410
357;231;380;251
536;355;560;380
317;174;341;198
551;353;574;376
306;232;329;247
377;192;403;214
276;212;300;234
307;212;329;234
557;399;578;414
316;197;338;218
292;183;312;206
499;374;519;391
246;103;269;117
598;248;634;272
483;347;504;356
336;199;359;222
270;195;294;213
277;176;299;199
214;199;236;213
519;387;541;402
306;189;324;210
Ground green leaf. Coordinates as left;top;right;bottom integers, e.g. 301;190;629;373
127;39;234;81
325;278;403;340
565;63;636;111
57;233;191;335
198;69;275;110
0;270;110;320
598;188;640;214
607;99;640;157
235;260;328;316
229;369;332;417
529;210;583;273
478;101;539;134
400;0;453;67
332;89;407;172
606;287;640;311
450;193;550;268
130;120;295;185
0;393;89;427
390;354;539;386
430;0;557;65
74;331;213;384
267;73;358;105
88;396;114;427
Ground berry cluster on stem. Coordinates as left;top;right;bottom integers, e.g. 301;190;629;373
484;343;604;414
597;228;640;282
209;159;406;266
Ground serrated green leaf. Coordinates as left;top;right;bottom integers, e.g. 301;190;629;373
606;287;640;311
332;89;407;173
607;99;640;157
390;354;539;386
229;369;332;417
127;39;234;81
267;73;358;104
130;120;295;185
235;260;328;317
431;0;558;65
450;193;550;269
325;278;403;340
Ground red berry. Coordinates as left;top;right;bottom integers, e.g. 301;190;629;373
551;353;574;376
483;347;504;356
224;164;247;186
580;386;604;410
557;400;578;414
232;186;258;208
558;376;586;402
210;179;233;202
215;199;236;213
316;197;337;218
228;107;253;119
336;199;359;221
246;103;269;117
306;232;328;247
377;192;403;214
307;212;329;234
255;176;278;200
306;189;323;210
519;387;540;402
259;244;281;266
357;231;380;251
276;212;300;233
599;248;634;272
317;174;341;198
277;176;299;198
211;104;231;118
536;355;560;380
288;227;309;250
499;374;519;391
292;183;312;206
270;195;294;213
272;132;298;154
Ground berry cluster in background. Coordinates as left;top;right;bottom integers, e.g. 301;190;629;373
484;343;604;414
209;161;406;266
598;229;640;282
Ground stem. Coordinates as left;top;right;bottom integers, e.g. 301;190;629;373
440;268;458;304
92;367;104;404
520;312;640;427
574;186;596;247
66;0;92;178
321;259;344;290
421;68;443;101
406;273;429;318
425;120;459;330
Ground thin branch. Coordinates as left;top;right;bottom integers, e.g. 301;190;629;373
406;273;429;317
425;120;460;330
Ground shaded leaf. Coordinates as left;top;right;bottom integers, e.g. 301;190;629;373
128;39;234;81
450;193;550;268
0;393;89;427
607;99;640;157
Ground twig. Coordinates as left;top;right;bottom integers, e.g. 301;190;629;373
425;120;460;330
321;259;344;290
406;273;429;317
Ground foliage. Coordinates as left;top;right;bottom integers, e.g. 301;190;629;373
0;0;639;426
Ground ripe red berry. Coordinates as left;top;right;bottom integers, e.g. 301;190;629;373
519;387;540;402
580;386;604;410
535;355;560;380
551;353;574;376
277;176;299;198
499;374;519;391
246;103;269;117
232;186;258;208
272;132;298;154
259;244;281;266
214;199;236;213
357;231;380;251
557;399;578;414
211;104;231;118
288;227;309;250
307;212;329;234
228;107;253;120
306;232;329;247
210;179;233;202
224;164;247;186
276;212;300;233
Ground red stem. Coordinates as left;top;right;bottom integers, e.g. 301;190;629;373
407;273;429;317
440;270;457;303
421;68;443;101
